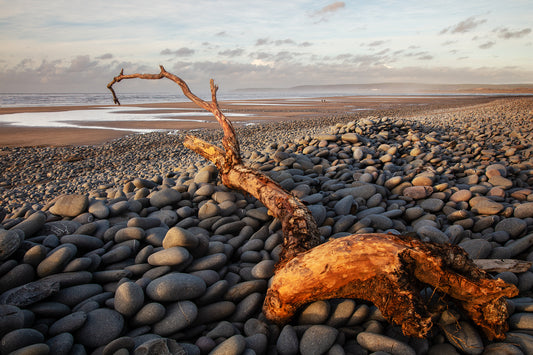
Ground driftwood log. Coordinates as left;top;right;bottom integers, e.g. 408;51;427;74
107;66;519;340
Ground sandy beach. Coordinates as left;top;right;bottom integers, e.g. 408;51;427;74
0;95;501;147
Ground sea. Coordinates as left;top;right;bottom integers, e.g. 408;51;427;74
0;91;517;133
0;91;357;133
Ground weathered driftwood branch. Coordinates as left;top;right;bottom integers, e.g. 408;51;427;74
108;67;518;340
107;66;320;267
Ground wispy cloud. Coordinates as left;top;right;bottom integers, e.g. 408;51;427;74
479;41;495;49
218;48;245;57
440;16;487;34
496;27;531;39
310;1;346;22
160;47;195;57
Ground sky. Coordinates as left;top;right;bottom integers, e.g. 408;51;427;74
0;0;532;93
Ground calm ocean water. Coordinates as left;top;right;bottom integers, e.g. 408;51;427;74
0;91;339;107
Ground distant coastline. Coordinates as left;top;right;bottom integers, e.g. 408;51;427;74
236;83;533;95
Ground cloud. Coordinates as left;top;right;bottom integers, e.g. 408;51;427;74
440;16;487;34
479;41;495;49
310;1;345;22
218;48;245;57
418;55;433;61
67;55;98;72
255;38;270;46
313;1;345;15
367;40;386;47
255;38;309;47
215;31;227;37
497;28;532;39
96;53;113;60
160;47;195;57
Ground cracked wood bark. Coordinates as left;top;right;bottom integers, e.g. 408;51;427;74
108;67;518;340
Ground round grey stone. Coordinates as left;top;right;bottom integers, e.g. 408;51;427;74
152;301;198;336
36;243;77;277
75;308;124;348
46;332;74;355
356;331;416;355
458;239;492;259
210;335;246;355
277;325;299;355
186;253;228;272
509;312;533;330
147;246;190;266
300;325;338;355
48;311;87;336
150;188;181;208
417;225;449;244
60;234;104;250
0;229;24;261
146;272;206;302
251;260;276;279
298;300;330;324
162;227;199;250
514;202;533;218
334;195;354;215
131;302;166;326
442;321;483;355
0;328;44;354
114;281;145;317
50;194;89;217
495;218;527;238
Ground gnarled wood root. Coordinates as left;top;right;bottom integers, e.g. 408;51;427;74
264;233;518;340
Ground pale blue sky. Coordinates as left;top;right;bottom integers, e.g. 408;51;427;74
0;0;531;92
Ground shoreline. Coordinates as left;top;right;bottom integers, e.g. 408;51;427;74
0;94;509;147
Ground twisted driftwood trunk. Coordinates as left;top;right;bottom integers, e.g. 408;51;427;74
108;66;518;340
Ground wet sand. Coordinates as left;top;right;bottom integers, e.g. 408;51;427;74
0;95;502;147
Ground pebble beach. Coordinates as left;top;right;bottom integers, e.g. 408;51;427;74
1;95;533;354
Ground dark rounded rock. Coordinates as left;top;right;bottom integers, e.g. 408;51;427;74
131;302;166;326
298;300;330;324
101;245;132;264
75;308;124;348
225;280;267;303
150;188;182;208
0;229;24;261
277;325;299;355
186;253;227;272
8;343;50;355
210;334;246;355
146;272;206;302
50;194;88;217
45;332;74;355
194;301;236;325
147;246;190;266
162;226;199;250
357;331;416;355
60;234;104;250
299;325;338;355
0;305;25;336
0;328;44;354
36;243;77;277
0;263;35;294
152;300;198;336
102;336;135;355
48;311;87;336
251;260;276;279
28;301;70;318
22;245;48;267
114;227;145;243
231;292;264;322
114;281;145;317
51;283;103;307
495;218;527;238
10;211;46;238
